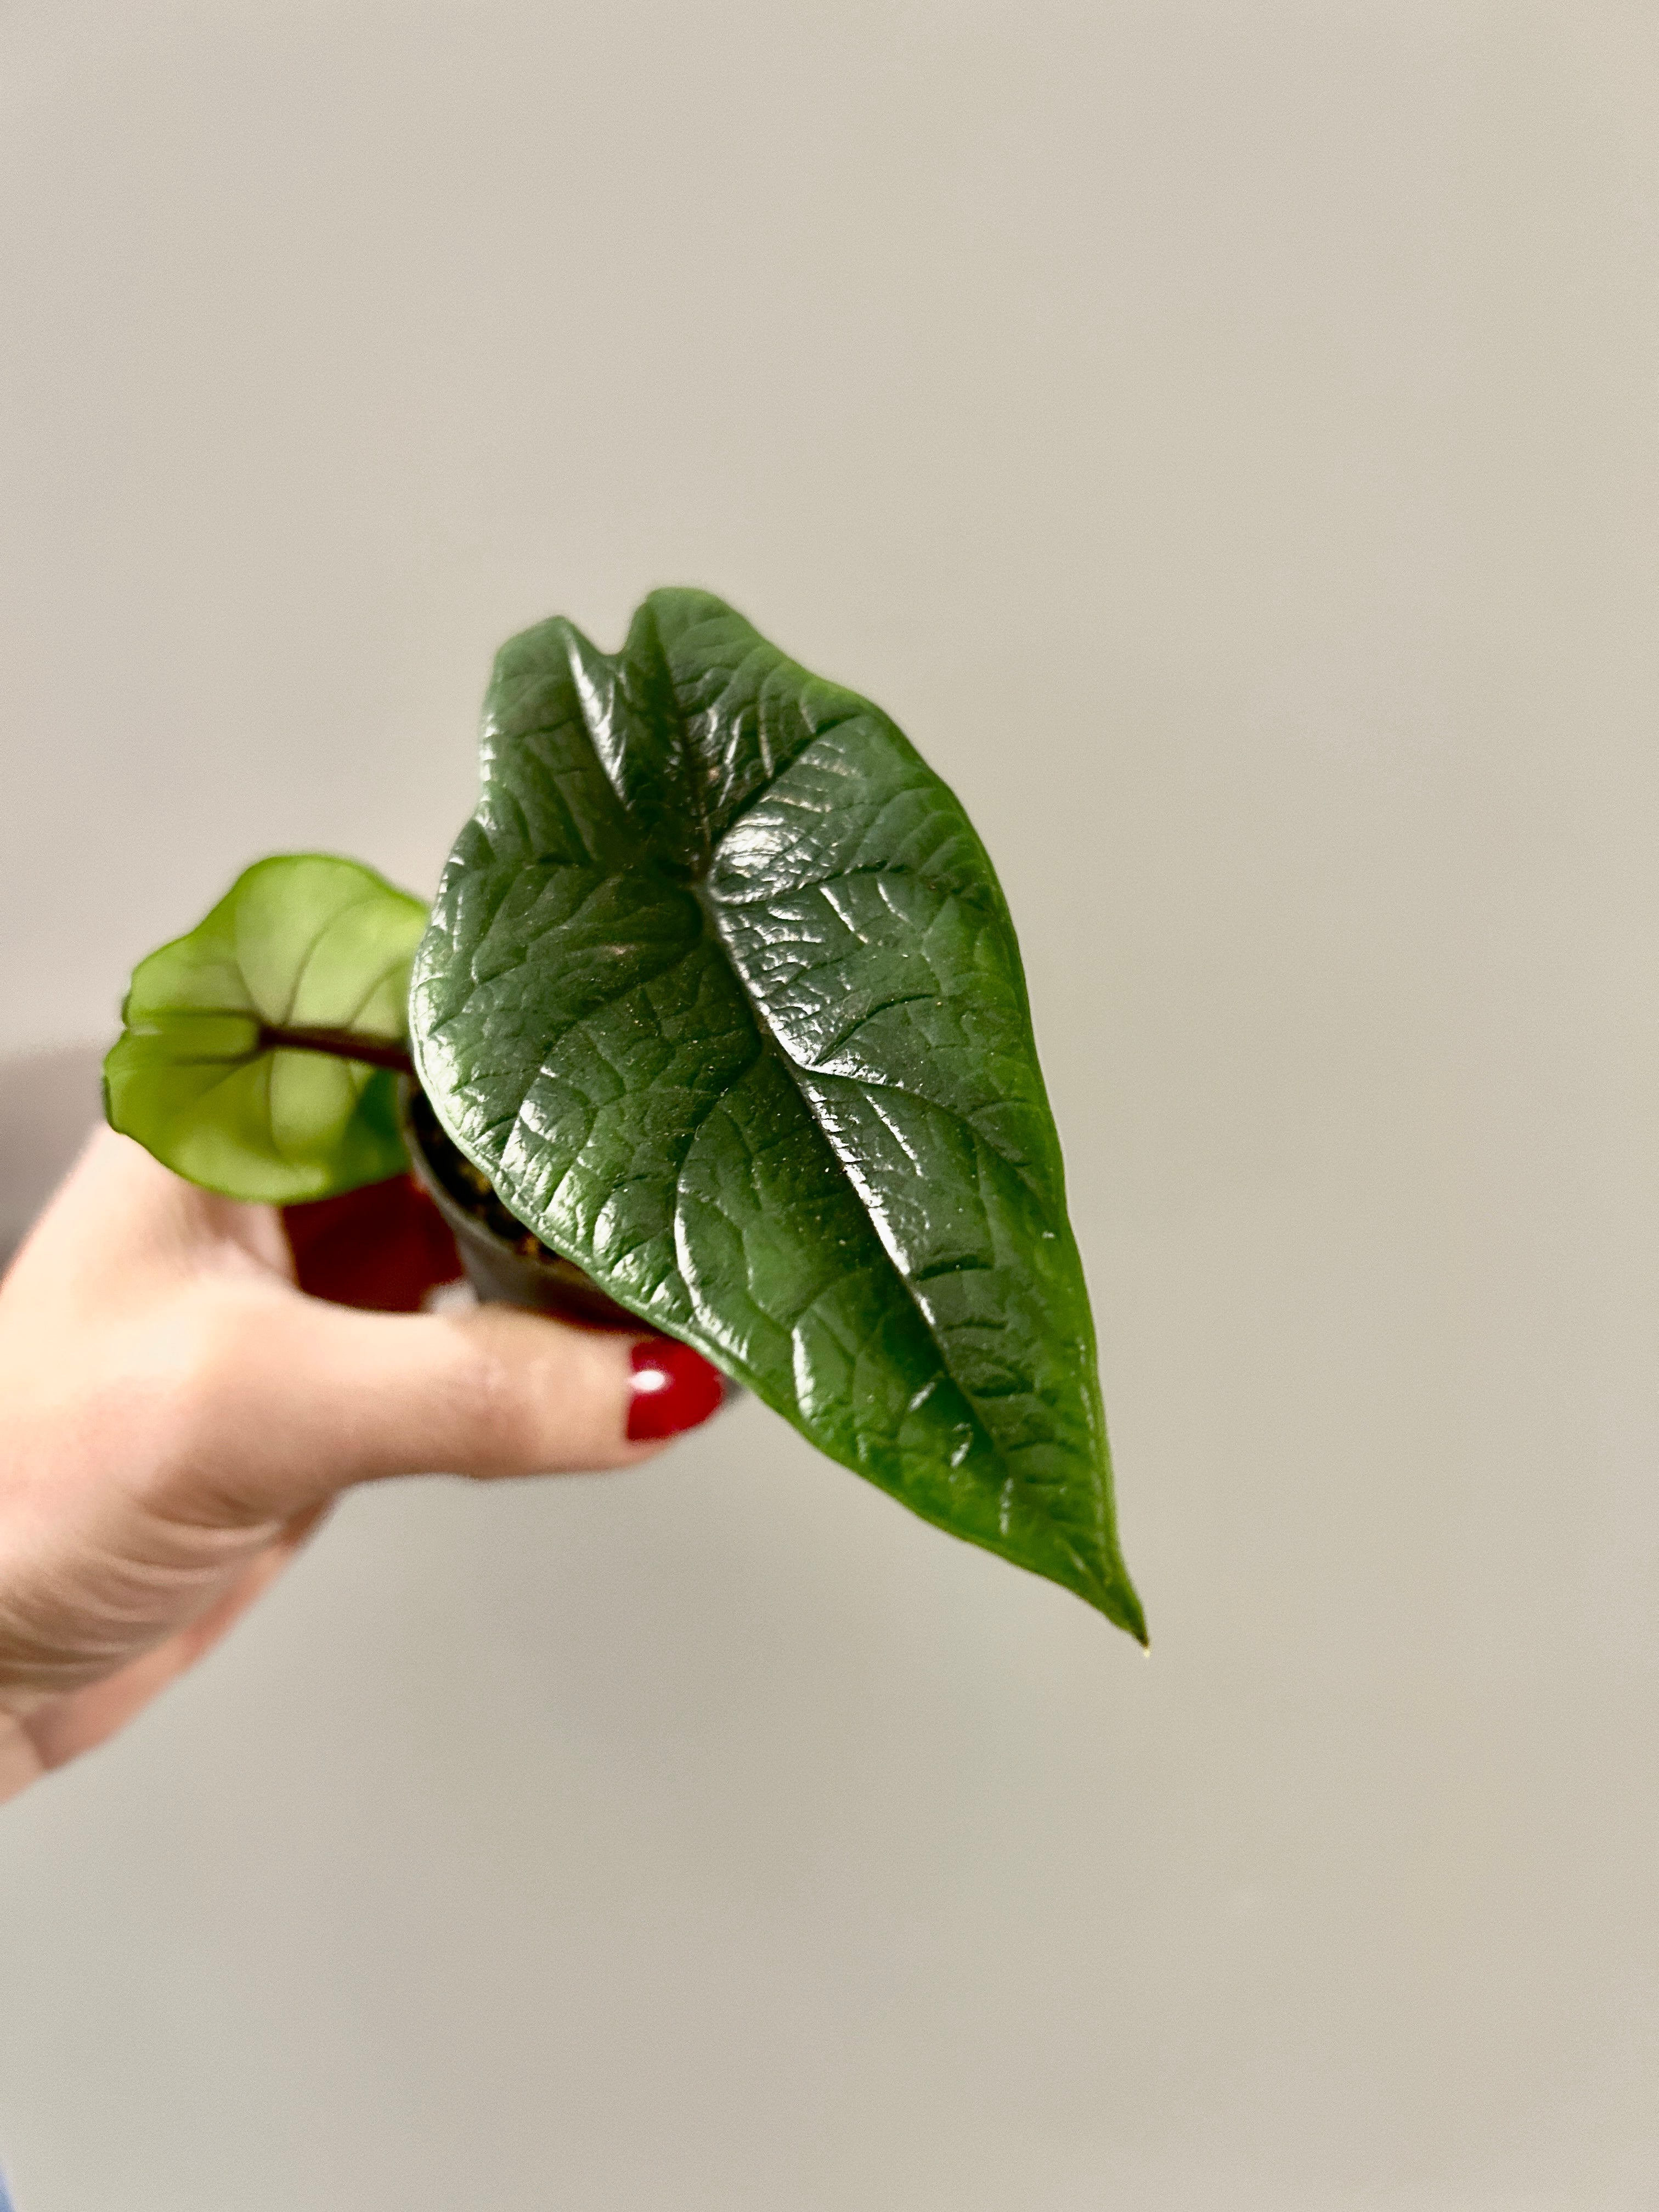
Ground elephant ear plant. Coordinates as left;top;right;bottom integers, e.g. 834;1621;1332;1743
106;589;1145;1641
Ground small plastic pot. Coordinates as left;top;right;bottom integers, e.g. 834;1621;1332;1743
398;1080;639;1327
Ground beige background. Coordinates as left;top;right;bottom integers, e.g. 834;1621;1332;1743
1;2;1656;2205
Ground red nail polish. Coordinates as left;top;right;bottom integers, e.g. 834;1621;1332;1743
628;1338;726;1441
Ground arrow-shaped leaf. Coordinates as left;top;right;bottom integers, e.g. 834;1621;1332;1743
105;854;426;1203
412;590;1143;1634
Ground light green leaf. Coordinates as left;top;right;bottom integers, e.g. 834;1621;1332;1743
105;854;426;1203
411;589;1144;1635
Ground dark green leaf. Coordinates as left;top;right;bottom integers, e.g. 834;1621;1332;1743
412;590;1143;1635
105;854;426;1202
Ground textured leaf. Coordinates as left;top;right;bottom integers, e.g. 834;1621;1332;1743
105;854;426;1202
412;590;1143;1634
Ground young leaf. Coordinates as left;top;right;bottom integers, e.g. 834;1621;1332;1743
105;854;426;1203
413;589;1144;1636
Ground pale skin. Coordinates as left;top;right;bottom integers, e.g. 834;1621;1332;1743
0;1129;690;1806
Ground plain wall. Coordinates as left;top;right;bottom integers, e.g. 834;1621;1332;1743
1;3;1656;2206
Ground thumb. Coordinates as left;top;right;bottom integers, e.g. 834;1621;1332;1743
174;1292;727;1526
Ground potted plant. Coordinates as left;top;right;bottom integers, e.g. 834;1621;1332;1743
105;589;1144;1640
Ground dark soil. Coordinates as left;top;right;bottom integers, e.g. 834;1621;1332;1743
404;1084;566;1262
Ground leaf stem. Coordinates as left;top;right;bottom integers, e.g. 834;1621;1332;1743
256;1024;414;1075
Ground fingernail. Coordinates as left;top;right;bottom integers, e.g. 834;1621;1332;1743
627;1338;726;1441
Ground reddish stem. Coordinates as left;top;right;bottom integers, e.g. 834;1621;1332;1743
257;1025;414;1075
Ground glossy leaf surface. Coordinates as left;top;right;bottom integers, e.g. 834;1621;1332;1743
105;855;426;1202
413;590;1143;1633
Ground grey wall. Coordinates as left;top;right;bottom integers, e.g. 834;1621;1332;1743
1;3;1656;2206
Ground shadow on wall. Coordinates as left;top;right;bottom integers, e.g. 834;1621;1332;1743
0;1046;103;1270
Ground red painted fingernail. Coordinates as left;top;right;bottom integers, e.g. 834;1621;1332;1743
627;1338;726;1441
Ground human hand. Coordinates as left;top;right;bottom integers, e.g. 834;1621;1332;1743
0;1129;724;1805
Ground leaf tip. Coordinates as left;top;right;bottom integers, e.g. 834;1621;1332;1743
1096;1572;1149;1649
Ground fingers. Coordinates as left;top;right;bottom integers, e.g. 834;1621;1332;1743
11;1128;726;1534
0;1130;726;1775
161;1293;726;1526
295;1302;726;1483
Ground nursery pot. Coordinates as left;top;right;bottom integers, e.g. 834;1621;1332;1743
398;1079;640;1327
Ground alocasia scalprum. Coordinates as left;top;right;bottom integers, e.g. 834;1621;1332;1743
106;589;1144;1638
